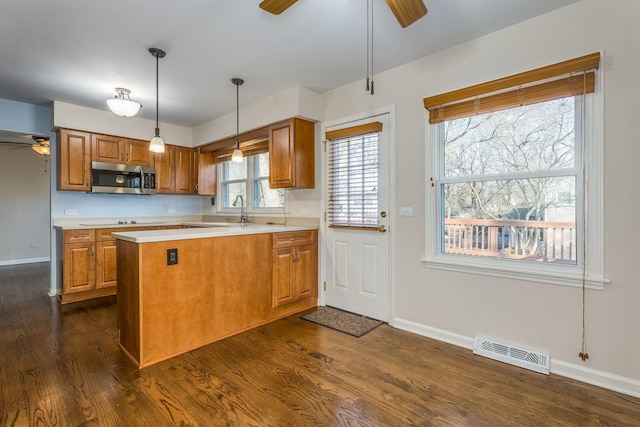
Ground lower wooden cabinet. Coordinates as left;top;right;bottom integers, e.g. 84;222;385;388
60;226;171;304
272;230;318;308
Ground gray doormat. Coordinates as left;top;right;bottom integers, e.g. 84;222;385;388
301;306;383;337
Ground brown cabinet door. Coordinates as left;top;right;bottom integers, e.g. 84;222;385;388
272;247;294;308
269;120;295;188
198;151;216;195
125;138;155;167
95;240;117;289
294;244;313;300
269;118;315;189
175;146;196;194
154;145;175;193
92;134;124;163
58;129;91;191
63;242;95;294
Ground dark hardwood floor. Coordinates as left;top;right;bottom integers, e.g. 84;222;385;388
1;262;639;426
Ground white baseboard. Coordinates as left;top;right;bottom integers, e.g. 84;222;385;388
393;317;640;398
551;359;640;398
0;257;50;266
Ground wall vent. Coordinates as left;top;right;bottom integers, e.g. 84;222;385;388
473;335;549;375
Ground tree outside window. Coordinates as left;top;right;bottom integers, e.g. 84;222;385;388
438;97;579;264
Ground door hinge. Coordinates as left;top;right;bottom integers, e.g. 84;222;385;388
324;211;326;222
323;140;327;152
323;281;326;291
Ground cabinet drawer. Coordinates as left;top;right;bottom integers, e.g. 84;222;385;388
272;230;316;249
64;229;95;244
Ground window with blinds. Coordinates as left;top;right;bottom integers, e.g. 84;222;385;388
423;53;606;285
326;123;382;229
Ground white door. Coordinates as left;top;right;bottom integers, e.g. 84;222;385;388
324;113;390;322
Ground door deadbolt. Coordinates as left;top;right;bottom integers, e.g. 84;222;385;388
380;211;387;218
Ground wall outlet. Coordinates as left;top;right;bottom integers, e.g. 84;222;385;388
64;209;77;216
167;248;178;265
399;206;414;217
30;244;39;249
167;208;176;214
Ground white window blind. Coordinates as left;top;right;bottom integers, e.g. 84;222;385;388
326;122;382;229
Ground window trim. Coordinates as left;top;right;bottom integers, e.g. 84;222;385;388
422;65;608;290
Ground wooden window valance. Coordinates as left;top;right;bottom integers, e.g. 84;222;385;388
214;140;269;163
423;52;601;124
325;121;383;141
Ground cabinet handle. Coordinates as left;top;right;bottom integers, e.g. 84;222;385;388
91;244;95;256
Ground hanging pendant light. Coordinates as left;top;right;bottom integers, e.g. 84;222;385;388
149;47;166;153
106;88;141;117
231;77;245;163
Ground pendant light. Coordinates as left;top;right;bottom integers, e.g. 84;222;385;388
149;47;166;153
106;88;141;117
231;77;245;163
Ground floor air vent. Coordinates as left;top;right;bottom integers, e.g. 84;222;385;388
473;335;549;375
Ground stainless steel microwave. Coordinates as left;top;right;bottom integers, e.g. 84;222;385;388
91;162;156;194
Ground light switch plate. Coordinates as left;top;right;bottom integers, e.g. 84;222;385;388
399;207;414;217
64;209;77;215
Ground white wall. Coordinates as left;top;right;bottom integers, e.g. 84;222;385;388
0;148;50;264
320;0;640;395
0;99;51;266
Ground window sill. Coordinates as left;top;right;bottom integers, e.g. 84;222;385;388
421;256;608;290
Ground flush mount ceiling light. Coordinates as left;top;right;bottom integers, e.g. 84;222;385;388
231;77;245;163
106;88;141;117
149;47;166;153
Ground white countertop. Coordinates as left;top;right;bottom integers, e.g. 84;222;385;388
112;223;318;243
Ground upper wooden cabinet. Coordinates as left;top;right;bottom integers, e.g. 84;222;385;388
197;150;217;196
268;118;315;189
174;146;197;194
154;144;198;195
92;134;154;167
91;134;125;163
154;145;175;194
124;139;155;167
58;128;91;191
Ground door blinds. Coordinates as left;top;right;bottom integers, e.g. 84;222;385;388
326;122;382;229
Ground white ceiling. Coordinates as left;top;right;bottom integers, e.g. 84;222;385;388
0;0;579;128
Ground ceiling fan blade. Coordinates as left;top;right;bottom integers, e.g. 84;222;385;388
385;0;428;28
259;0;299;15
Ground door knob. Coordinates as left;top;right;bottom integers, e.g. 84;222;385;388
378;225;387;233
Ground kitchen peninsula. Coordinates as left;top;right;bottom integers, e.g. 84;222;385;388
113;224;318;368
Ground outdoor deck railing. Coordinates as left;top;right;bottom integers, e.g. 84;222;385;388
444;218;576;263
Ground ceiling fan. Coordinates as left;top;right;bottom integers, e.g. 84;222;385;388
259;0;428;28
0;133;51;156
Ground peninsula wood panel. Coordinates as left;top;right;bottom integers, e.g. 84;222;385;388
117;232;318;367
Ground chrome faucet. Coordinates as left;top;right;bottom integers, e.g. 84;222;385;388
233;194;248;225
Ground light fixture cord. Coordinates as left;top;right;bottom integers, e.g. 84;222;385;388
236;81;240;149
155;53;160;137
370;0;374;95
579;72;589;362
365;0;370;92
